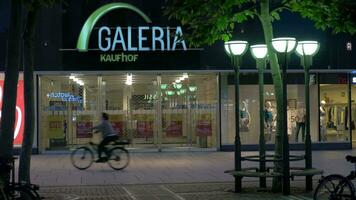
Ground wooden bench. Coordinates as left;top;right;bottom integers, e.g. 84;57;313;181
225;167;283;178
289;167;323;180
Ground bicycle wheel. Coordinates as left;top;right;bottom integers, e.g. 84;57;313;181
70;147;94;170
314;174;355;200
10;186;37;200
107;147;130;170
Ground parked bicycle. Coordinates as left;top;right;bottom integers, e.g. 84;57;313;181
0;157;41;200
314;155;356;200
70;137;130;170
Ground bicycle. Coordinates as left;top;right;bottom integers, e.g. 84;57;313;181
70;137;130;170
314;155;356;200
0;157;41;200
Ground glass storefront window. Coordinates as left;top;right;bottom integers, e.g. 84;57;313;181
319;84;349;142
38;73;218;151
221;73;320;146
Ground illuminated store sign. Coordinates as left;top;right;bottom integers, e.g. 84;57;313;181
76;3;187;63
0;81;24;146
47;92;83;103
353;76;356;84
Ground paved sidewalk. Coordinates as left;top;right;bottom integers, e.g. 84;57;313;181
38;182;314;200
17;149;356;199
26;150;355;186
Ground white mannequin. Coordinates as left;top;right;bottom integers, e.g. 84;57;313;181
320;100;327;141
240;100;251;131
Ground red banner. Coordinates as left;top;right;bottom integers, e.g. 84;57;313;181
0;80;24;146
196;120;212;136
166;121;182;137
111;121;124;136
76;122;93;138
137;121;153;138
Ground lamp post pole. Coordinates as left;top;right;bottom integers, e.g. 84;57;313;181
296;41;320;191
271;37;296;195
225;41;248;193
233;56;242;192
250;44;268;189
304;59;312;191
282;51;290;195
257;58;266;188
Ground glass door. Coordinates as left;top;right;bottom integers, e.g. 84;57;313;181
102;74;158;148
39;75;99;151
159;73;218;149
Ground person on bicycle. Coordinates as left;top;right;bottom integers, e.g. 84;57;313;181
91;112;119;162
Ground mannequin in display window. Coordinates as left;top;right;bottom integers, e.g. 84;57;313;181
295;102;306;142
264;100;274;141
320;100;327;141
240;100;251;132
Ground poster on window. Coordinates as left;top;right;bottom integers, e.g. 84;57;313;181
48;115;65;139
0;80;25;146
109;114;125;137
76;115;93;138
165;114;183;137
196;114;212;137
133;114;154;138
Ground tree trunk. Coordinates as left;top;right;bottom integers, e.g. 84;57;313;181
19;4;39;184
0;0;23;186
259;0;284;192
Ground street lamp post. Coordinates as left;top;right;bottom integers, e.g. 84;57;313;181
250;44;268;188
224;40;248;192
296;41;320;191
271;37;296;195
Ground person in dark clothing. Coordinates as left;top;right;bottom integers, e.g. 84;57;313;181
91;112;119;162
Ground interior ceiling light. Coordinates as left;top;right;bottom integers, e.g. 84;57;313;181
125;73;133;85
183;73;188;79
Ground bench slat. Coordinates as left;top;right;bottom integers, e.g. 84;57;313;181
228;170;283;178
290;168;323;176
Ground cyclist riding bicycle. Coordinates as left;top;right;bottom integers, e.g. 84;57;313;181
91;112;119;163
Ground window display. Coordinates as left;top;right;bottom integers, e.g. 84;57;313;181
320;83;349;142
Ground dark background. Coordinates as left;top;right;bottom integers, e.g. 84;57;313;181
0;0;355;71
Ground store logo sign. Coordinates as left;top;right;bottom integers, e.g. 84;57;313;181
76;2;187;63
46;92;83;103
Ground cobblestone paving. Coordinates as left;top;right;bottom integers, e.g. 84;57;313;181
39;182;314;200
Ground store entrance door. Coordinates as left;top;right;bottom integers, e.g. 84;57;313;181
101;73;218;150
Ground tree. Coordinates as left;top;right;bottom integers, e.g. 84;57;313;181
165;0;356;192
18;0;60;184
0;0;60;187
18;1;40;184
0;0;23;188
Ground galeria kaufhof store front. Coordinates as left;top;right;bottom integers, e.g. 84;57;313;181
1;0;356;153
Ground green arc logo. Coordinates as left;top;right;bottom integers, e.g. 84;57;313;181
76;2;152;52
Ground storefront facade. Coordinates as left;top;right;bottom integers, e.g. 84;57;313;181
0;0;355;153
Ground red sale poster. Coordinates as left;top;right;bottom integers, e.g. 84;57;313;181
111;121;124;136
196;120;212;136
0;80;24;146
137;121;153;138
196;114;212;137
109;114;125;137
166;121;182;137
76;122;93;138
